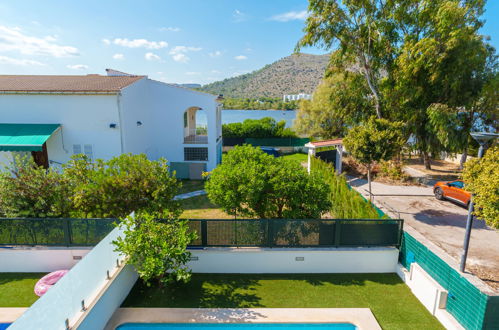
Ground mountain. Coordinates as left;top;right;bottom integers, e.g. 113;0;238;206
198;53;330;99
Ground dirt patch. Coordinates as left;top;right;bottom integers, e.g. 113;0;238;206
405;157;462;177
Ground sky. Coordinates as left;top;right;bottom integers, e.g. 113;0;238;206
0;0;498;85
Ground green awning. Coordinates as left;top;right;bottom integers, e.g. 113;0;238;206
0;123;60;151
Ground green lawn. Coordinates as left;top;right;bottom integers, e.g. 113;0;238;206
281;153;308;163
0;273;43;307
122;273;443;330
179;195;232;219
178;180;206;195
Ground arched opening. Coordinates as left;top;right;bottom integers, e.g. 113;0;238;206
183;107;208;144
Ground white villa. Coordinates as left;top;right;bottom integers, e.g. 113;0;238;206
0;69;222;179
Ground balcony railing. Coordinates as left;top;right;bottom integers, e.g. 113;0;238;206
184;128;208;144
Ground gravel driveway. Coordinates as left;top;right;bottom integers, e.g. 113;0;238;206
347;176;499;292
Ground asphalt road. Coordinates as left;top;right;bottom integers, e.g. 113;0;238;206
347;176;499;292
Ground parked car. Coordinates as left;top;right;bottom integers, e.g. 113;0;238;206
433;180;471;207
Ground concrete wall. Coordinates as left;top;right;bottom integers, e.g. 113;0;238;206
0;247;91;272
0;93;122;168
188;248;399;273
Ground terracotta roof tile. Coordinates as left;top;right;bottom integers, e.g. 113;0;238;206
309;139;343;147
0;75;145;93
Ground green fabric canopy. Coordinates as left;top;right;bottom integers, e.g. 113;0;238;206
0;123;60;151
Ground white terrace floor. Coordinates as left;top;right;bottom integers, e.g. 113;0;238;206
105;308;381;330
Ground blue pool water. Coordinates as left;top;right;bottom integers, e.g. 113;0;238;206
117;323;356;330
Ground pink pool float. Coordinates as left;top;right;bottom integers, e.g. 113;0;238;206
34;270;69;297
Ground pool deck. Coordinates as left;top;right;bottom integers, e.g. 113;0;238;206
105;308;381;330
0;308;27;323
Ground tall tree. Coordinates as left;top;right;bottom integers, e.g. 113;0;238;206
297;0;397;119
294;68;372;139
388;0;494;169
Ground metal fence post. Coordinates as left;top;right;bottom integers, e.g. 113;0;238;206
334;220;342;247
63;218;72;246
267;219;273;248
201;221;208;246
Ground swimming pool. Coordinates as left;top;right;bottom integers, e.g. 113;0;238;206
117;324;356;330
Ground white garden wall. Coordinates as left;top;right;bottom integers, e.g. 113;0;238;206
0;247;91;272
188;247;399;273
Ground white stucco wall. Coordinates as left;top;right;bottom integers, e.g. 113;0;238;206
124;80;218;171
188;248;399;273
0;247;91;272
0;94;122;167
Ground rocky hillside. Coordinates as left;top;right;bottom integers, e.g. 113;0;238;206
199;53;330;98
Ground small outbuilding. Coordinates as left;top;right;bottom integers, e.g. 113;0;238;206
304;139;343;174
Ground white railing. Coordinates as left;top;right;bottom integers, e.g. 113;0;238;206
184;127;208;144
10;225;136;330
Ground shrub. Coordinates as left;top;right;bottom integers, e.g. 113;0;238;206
0;155;71;218
205;145;330;218
63;154;181;218
113;212;196;286
222;117;296;138
310;157;384;219
463;146;499;228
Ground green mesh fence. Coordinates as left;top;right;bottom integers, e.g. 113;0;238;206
399;231;499;330
0;218;116;246
187;219;403;248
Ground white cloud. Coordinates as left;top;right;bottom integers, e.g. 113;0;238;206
66;64;88;70
209;50;223;58
0;25;79;57
0;55;44;66
113;38;167;49
234;55;247;60
186;71;201;75
233;9;247;22
211;70;221;74
270;10;308;22
112;53;124;60
159;27;180;32
102;38;111;45
145;52;161;61
169;45;202;63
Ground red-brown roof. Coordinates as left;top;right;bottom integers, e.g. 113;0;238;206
308;139;343;147
0;74;145;93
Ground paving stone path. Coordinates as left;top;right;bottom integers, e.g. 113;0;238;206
173;190;206;200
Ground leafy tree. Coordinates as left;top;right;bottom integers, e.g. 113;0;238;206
294;68;373;139
113;212;196;286
63;154;181;218
462;146;499;228
297;0;397;119
205;145;330;218
343;117;404;200
0;155;71;217
222;117;296;138
387;0;495;169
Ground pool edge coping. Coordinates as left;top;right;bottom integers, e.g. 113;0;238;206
104;308;381;330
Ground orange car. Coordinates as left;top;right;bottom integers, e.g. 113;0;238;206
433;180;471;207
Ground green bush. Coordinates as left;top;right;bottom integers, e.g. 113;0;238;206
310;157;384;219
0;155;72;218
0;153;181;219
205;145;330;219
113;212;196;286
63;154;181;218
222;117;296;138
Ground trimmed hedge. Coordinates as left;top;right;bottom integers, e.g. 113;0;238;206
311;157;385;219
